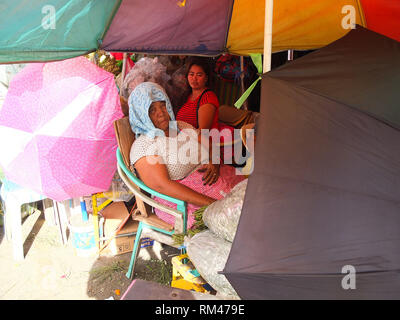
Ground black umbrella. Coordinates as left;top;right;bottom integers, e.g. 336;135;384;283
223;27;400;299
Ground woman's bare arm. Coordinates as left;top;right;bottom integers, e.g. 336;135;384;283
134;155;216;207
197;103;216;129
197;104;220;185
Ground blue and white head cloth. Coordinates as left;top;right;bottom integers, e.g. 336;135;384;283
128;82;177;139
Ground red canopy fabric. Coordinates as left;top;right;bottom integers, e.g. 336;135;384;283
361;0;400;42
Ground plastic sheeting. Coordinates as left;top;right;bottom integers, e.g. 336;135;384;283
120;57;170;100
169;65;190;111
184;179;248;298
121;57;189;110
107;172;134;202
203;179;248;242
185;230;240;299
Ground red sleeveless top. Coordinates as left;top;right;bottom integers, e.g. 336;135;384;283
176;89;219;129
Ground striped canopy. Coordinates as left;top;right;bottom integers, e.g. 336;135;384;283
0;0;399;63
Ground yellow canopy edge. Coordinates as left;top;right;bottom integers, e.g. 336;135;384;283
227;0;366;55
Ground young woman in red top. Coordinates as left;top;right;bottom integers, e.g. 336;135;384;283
176;59;220;130
176;58;221;183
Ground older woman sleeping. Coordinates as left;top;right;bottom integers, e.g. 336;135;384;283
128;82;245;229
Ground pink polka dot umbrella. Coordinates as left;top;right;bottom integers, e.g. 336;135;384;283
0;56;124;201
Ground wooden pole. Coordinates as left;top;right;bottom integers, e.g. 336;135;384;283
263;0;274;73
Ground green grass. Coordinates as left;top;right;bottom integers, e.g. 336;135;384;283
90;258;173;287
90;260;129;282
135;259;172;286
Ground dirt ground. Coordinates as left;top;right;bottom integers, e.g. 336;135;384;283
0;209;180;300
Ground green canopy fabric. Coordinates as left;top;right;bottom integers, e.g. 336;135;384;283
0;0;120;63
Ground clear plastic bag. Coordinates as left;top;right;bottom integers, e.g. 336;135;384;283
120;57;171;100
120;56;190;110
168;65;190;111
202;179;248;242
106;172;134;202
185;230;240;299
183;179;248;298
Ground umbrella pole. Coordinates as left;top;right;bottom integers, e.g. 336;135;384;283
263;0;274;73
288;49;294;61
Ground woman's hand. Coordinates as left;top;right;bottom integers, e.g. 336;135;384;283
135;156;217;207
198;162;220;186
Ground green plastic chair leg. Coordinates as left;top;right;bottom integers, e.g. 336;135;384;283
126;222;143;280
